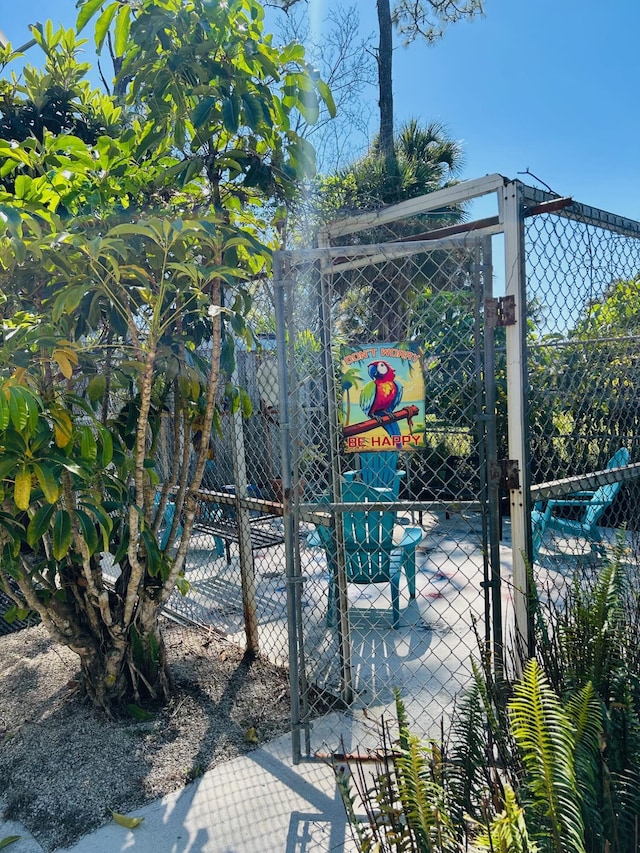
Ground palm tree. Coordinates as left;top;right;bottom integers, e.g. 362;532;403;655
341;118;463;210
327;118;466;342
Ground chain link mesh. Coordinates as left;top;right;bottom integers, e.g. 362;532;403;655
281;235;498;754
526;207;640;609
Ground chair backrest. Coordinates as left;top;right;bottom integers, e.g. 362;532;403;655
341;479;396;585
352;451;405;497
584;447;630;527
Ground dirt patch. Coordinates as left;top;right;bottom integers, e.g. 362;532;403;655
0;619;291;852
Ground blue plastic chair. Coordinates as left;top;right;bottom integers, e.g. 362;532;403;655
344;451;405;498
317;479;422;628
532;447;630;558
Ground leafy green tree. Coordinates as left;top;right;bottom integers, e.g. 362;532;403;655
0;0;331;713
527;277;640;483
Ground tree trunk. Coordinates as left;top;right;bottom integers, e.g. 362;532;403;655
376;0;394;162
74;605;172;714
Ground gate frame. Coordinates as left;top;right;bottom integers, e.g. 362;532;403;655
275;173;533;762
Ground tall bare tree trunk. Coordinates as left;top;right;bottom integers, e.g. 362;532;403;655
377;0;394;161
376;0;401;205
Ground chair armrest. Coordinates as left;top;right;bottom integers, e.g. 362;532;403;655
397;526;423;550
306;529;322;548
547;494;596;507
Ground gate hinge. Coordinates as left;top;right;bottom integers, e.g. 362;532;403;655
485;295;516;327
489;459;520;490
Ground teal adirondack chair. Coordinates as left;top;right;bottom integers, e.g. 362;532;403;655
317;479;422;628
532;447;630;558
344;451;405;498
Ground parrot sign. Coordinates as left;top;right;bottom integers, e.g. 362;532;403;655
340;342;425;453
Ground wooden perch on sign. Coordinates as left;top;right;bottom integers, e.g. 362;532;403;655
343;405;419;438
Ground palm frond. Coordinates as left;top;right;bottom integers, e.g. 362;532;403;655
447;683;494;826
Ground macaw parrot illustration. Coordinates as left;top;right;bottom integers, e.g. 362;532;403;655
359;361;403;436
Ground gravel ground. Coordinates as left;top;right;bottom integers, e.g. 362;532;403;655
0;620;291;852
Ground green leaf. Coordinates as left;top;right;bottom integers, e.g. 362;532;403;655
176;573;190;596
32;462;61;504
140;528;162;577
113;4;131;56
112;527;129;564
52;285;87;322
80;426;98;463
280;42;306;64
297;87;319;125
8;389;30;431
125;704;154;721
241;93;263;131
27;503;56;547
316;79;336;118
111;812;144;829
94;3;118;53
98;426;113;467
177;158;204;188
0;392;9;431
0;835;21;849
3;606;18;625
74;508;99;555
85;503;113;551
240;388;252;418
76;0;104;33
87;374;107;403
192;96;218;129
52;510;72;561
508;660;586;852
222;97;240;133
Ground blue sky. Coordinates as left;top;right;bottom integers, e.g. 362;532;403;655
2;0;639;220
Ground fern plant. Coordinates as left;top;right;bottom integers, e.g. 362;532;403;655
336;693;461;852
508;659;586;852
336;549;640;852
473;784;539;852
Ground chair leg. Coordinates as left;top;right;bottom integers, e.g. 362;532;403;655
405;550;416;599
391;574;400;628
531;506;550;562
589;526;606;557
326;576;336;627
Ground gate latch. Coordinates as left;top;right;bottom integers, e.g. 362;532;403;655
489;459;520;490
485;296;516;327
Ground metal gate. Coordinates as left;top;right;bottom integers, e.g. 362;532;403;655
274;178;514;760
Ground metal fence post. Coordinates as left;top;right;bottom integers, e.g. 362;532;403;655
274;252;304;763
479;236;505;679
502;180;533;666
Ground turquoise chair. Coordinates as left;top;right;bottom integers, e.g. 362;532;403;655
156;494;224;557
156;497;182;550
532;447;630;558
344;451;405;498
317;479;422;628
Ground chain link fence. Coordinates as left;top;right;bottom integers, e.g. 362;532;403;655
145;177;640;763
524;193;640;615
